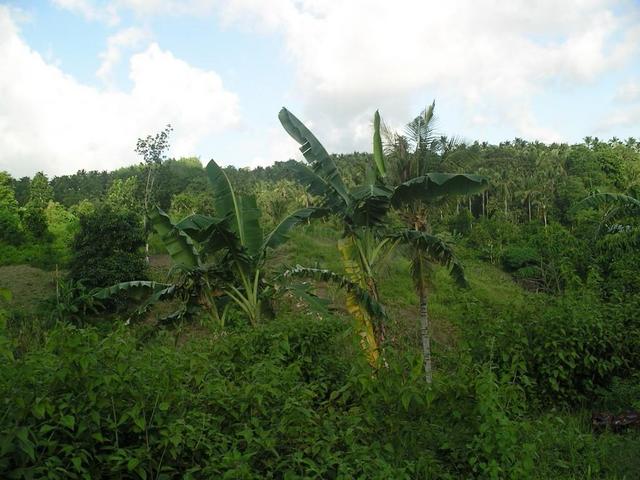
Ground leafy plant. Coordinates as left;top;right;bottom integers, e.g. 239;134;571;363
69;204;147;289
97;160;328;326
279;107;488;369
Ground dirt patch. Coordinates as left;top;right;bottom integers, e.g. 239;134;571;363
0;265;58;312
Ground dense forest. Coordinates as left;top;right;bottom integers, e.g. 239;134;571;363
1;106;640;478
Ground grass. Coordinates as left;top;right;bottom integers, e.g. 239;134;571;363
0;264;58;313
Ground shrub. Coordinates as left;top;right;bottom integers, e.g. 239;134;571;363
0;317;426;478
478;294;627;405
68;205;147;289
22;203;49;240
0;207;23;245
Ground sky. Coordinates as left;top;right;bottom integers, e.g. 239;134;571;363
1;0;640;178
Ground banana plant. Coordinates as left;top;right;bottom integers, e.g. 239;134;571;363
279;107;488;369
580;192;640;250
96;159;328;326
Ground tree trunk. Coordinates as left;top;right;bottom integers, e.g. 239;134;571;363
419;287;432;383
528;197;532;222
143;165;154;265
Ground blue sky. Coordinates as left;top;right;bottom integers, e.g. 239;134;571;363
1;0;640;177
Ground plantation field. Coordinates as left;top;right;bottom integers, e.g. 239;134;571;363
2;108;640;478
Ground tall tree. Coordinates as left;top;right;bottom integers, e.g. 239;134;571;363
28;172;53;209
135;124;173;262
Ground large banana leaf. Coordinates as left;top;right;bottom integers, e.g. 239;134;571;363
349;184;393;227
289;162;346;212
175;214;224;242
94;280;179;319
237;195;263;257
175;213;241;257
372;110;386;181
94;280;174;301
149;208;200;268
205;159;239;219
262;207;329;252
391;173;488;208
283;263;384;366
205;160;263;256
278;108;351;207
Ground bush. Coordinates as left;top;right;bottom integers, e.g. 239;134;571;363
0;207;23;245
22;204;49;240
0;317;430;478
502;245;538;271
68;205;147;289
477;294;627;405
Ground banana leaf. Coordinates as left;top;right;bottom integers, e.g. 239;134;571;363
149;208;200;268
391;173;488;207
279;108;351;207
263;207;329;252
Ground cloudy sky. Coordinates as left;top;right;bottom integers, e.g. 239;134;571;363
1;0;640;177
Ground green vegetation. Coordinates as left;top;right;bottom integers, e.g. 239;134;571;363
1;105;640;478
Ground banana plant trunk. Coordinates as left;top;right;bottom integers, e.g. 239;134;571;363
338;236;381;367
419;286;432;383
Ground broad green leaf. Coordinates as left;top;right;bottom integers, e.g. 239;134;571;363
60;415;75;430
372;110;386;180
206;160;262;255
205;159;239;220
150;207;200;268
175;214;225;242
278;108;350;206
237;195;263;257
391;173;488;208
349;184;393;227
93;280;173;300
263;207;329;252
176;214;241;256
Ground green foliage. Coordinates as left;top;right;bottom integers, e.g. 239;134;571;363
69;205;147;289
22;203;49;239
0;172;24;245
468;365;534;479
477;294;627;405
105;177;139;213
0;207;23;245
28;172;53;209
502;245;538;271
47;279;101;326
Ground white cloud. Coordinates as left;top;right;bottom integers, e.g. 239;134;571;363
216;0;640;151
97;27;149;85
52;0;216;21
0;6;240;177
38;0;640;166
615;79;640;103
51;0;120;24
50;0;640;153
249;126;302;169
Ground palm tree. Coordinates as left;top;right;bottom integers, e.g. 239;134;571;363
581;192;640;249
279;107;488;376
376;104;486;381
